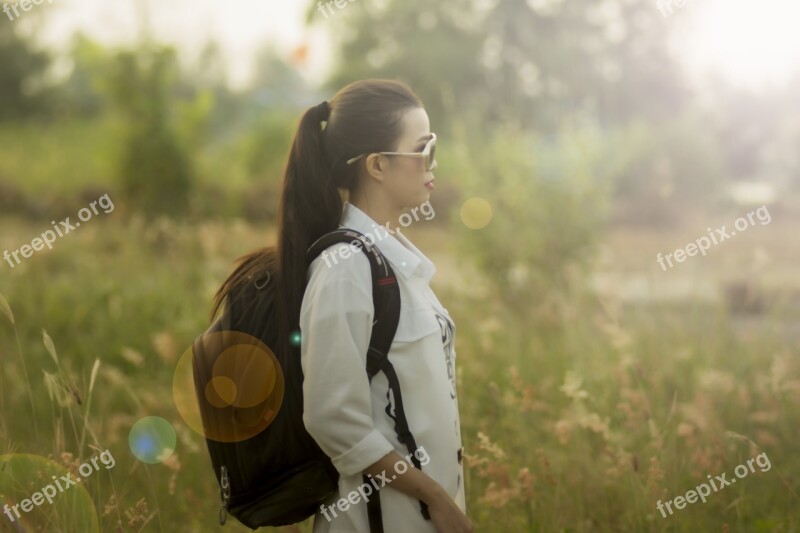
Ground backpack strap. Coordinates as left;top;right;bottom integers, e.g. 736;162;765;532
307;229;431;531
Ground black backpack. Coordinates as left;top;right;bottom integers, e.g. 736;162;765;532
192;229;430;531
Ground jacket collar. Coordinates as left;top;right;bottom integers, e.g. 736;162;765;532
340;202;436;284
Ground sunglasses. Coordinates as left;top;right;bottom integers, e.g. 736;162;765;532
346;133;437;172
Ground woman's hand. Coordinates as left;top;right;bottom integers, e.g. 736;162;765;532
362;451;473;532
427;492;474;533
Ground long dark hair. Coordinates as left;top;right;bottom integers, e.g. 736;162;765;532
211;79;422;357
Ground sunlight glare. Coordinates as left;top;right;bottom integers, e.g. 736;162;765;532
682;0;800;88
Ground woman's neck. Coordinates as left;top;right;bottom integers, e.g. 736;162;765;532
348;192;402;233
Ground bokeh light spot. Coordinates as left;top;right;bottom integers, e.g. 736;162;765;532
128;417;176;464
206;375;238;407
289;330;302;347
460;197;493;229
212;345;276;408
0;454;100;532
173;331;285;443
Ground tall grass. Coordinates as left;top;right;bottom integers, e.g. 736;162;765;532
1;212;799;531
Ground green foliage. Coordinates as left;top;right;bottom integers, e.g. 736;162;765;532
317;0;686;133
446;120;613;317
609;116;728;225
53;34;112;118
315;0;485;130
0;118;116;201
104;47;193;216
175;89;215;151
241;110;295;181
0;18;51;120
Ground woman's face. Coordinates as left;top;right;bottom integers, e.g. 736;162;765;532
381;107;437;209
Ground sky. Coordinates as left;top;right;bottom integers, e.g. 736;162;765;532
676;0;800;90
35;0;330;89
25;0;800;92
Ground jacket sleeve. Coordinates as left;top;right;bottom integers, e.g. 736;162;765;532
299;256;395;477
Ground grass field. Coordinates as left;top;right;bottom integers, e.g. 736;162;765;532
1;209;799;532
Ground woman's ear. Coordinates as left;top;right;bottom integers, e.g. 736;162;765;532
364;153;387;183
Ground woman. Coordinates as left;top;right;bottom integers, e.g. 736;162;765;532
220;79;471;532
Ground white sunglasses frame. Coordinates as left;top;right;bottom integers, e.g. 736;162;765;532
345;133;437;171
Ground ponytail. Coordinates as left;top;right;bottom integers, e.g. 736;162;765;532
274;101;343;357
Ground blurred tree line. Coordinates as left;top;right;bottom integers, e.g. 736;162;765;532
0;16;50;120
307;0;799;317
1;0;799;315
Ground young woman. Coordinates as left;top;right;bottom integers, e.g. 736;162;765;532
294;79;471;533
217;79;471;533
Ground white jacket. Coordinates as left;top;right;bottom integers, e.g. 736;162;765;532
300;202;465;533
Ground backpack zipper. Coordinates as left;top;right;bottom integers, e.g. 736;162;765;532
219;465;231;525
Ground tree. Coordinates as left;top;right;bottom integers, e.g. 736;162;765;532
310;0;688;132
0;19;51;120
308;0;485;131
104;47;193;215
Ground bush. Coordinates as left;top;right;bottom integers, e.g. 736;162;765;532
445;122;612;319
105;48;193;216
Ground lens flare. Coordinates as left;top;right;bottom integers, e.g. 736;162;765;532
460;197;493;229
128;417;177;464
173;331;285;443
0;454;100;532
